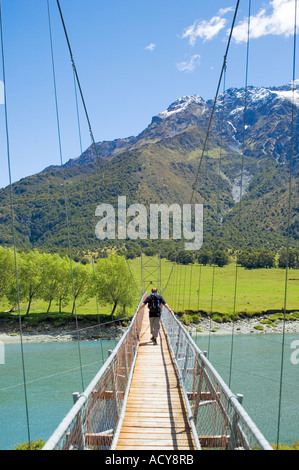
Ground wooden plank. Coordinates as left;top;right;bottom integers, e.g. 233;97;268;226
116;446;190;450
126;398;185;404
125;402;184;408
123;412;188;419
119;427;190;434
198;435;230;448
121;422;187;430
122;417;188;425
85;433;113;447
117;438;194;447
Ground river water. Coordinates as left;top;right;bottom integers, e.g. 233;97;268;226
194;333;299;447
0;334;298;450
0;340;117;450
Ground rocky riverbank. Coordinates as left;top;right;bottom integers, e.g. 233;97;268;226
188;316;299;337
0;315;298;345
0;319;127;345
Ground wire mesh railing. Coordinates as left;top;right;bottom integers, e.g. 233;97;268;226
42;295;147;450
162;307;273;450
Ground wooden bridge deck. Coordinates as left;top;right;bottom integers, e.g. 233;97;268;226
116;309;196;450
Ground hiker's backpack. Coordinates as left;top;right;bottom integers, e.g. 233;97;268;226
148;293;161;316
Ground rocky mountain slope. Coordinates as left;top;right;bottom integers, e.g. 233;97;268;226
0;82;298;254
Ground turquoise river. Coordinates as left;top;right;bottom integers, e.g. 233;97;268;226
0;333;298;450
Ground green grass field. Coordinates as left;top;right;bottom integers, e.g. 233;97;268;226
127;257;299;316
0;256;298;322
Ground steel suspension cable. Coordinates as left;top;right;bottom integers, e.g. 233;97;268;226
197;264;202;312
160;261;175;295
276;0;298;450
73;68;83;155
47;0;85;391
55;0;103;171
0;0;31;448
207;65;227;360
190;0;240;204
228;0;251;389
124;253;143;295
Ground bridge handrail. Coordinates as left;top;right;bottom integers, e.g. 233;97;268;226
162;307;273;451
43;294;147;450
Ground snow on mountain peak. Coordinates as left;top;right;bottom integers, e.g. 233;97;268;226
158;95;206;119
270;88;299;107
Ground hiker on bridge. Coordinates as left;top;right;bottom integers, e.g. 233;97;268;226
137;287;174;345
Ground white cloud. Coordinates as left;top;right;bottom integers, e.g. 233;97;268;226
176;54;201;72
182;16;226;45
219;7;235;16
233;0;298;43
145;43;156;51
181;7;233;45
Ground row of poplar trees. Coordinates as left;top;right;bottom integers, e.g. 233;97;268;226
0;247;136;318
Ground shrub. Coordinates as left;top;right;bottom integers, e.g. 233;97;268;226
260;319;273;325
272;441;299;450
212;313;224;323
238;250;275;269
15;439;45;450
212;250;230;267
180;313;201;325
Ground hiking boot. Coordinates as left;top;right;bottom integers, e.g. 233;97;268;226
152;338;157;345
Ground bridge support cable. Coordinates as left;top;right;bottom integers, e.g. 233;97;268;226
160;260;175;296
141;253;161;293
0;0;31;448
47;0;85;391
55;0;103;171
276;0;298;450
162;261;178;311
197;264;202;313
207;65;228;360
73;67;83;155
190;0;240;204
229;0;252;390
123;252;143;296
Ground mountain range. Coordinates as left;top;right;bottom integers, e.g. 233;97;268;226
0;81;298;256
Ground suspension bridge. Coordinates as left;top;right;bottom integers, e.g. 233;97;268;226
42;296;272;451
0;0;297;452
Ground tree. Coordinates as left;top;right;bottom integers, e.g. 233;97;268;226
70;262;93;315
40;253;71;315
0;247;15;301
212;250;230;267
165;249;178;262
94;254;135;319
197;250;212;265
258;249;275;269
7;250;44;315
176;251;194;265
279;249;299;269
238;250;275;269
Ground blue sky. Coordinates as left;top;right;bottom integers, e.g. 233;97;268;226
0;0;298;188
